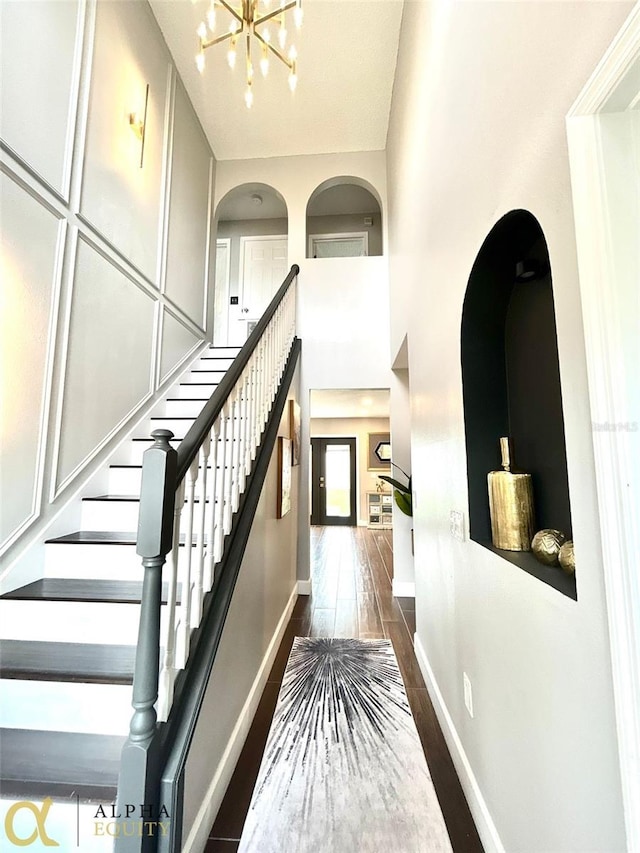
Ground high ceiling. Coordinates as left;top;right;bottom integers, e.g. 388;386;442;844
149;0;404;161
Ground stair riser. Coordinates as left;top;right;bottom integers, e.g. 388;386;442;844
0;680;132;736
80;497;220;532
119;434;239;464
187;371;226;383
159;399;209;417
107;467;142;494
0;600;169;645
45;543;143;580
198;357;236;369
145;416;200;436
175;384;216;400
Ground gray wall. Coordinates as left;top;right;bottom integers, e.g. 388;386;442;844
0;0;216;574
386;2;633;851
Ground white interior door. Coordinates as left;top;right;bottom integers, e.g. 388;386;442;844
231;236;287;344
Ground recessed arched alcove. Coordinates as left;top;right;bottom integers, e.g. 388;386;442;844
306;177;383;258
461;210;576;599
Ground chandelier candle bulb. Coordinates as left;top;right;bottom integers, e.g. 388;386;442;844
195;0;302;105
487;437;535;551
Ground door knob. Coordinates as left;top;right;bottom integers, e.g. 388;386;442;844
242;307;249;313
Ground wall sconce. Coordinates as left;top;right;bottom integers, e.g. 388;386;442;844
129;83;149;168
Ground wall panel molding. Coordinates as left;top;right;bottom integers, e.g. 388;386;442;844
0;175;67;554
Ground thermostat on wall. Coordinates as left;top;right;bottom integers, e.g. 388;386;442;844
364;216;373;226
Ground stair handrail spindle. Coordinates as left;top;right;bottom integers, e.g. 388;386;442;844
116;266;299;853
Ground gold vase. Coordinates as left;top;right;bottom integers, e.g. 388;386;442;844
487;437;535;551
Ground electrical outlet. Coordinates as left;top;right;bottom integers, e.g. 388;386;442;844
463;672;474;718
450;510;465;541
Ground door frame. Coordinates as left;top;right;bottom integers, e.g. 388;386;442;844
213;238;231;345
310;437;357;526
566;7;640;847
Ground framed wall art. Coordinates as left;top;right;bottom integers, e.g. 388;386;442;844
367;432;391;471
289;400;301;466
277;437;292;518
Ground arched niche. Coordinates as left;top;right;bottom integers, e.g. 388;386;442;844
305;177;383;258
213;183;288;346
461;210;575;599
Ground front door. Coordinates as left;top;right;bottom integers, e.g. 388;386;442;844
310;438;357;526
229;236;288;345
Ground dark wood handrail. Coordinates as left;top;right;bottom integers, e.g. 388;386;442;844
176;263;299;483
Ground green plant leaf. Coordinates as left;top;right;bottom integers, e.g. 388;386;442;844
394;489;413;516
379;475;410;494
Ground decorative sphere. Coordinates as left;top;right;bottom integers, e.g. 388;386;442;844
531;529;566;566
558;541;576;575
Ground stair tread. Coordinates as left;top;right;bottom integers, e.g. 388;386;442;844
0;728;124;800
82;494;214;503
45;530;209;546
0;640;135;683
1;578;181;604
46;530;138;545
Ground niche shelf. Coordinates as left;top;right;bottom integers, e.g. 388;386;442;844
461;210;576;600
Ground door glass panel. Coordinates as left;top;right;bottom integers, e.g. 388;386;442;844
324;444;351;517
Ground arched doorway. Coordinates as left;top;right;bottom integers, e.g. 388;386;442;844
213;183;288;345
306;177;383;258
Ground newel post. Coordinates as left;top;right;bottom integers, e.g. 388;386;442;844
115;430;177;853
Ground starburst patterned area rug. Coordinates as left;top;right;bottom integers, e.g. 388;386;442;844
238;637;453;853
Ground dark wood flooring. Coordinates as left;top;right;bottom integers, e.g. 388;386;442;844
206;526;483;853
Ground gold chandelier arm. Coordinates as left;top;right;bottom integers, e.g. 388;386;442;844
217;0;244;26
253;29;294;70
253;1;297;28
201;30;236;50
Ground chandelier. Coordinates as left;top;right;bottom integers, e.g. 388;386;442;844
196;0;303;108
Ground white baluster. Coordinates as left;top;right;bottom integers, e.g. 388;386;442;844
214;410;227;563
223;400;235;534
178;457;199;667
205;420;219;591
158;479;185;722
192;434;210;628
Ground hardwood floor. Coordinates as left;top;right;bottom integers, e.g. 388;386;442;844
206;526;483;853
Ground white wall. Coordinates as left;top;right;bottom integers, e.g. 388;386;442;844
310;417;391;525
386;2;633;851
182;371;301;852
0;0;215;577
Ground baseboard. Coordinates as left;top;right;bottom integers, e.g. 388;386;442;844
297;578;312;595
392;579;415;597
183;583;298;853
413;633;505;853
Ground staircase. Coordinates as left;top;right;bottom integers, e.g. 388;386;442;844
0;345;240;850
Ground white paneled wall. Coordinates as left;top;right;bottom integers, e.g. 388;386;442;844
0;0;216;570
0;0;82;196
80;0;169;282
0;173;64;546
160;307;203;385
55;239;157;489
165;80;214;327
